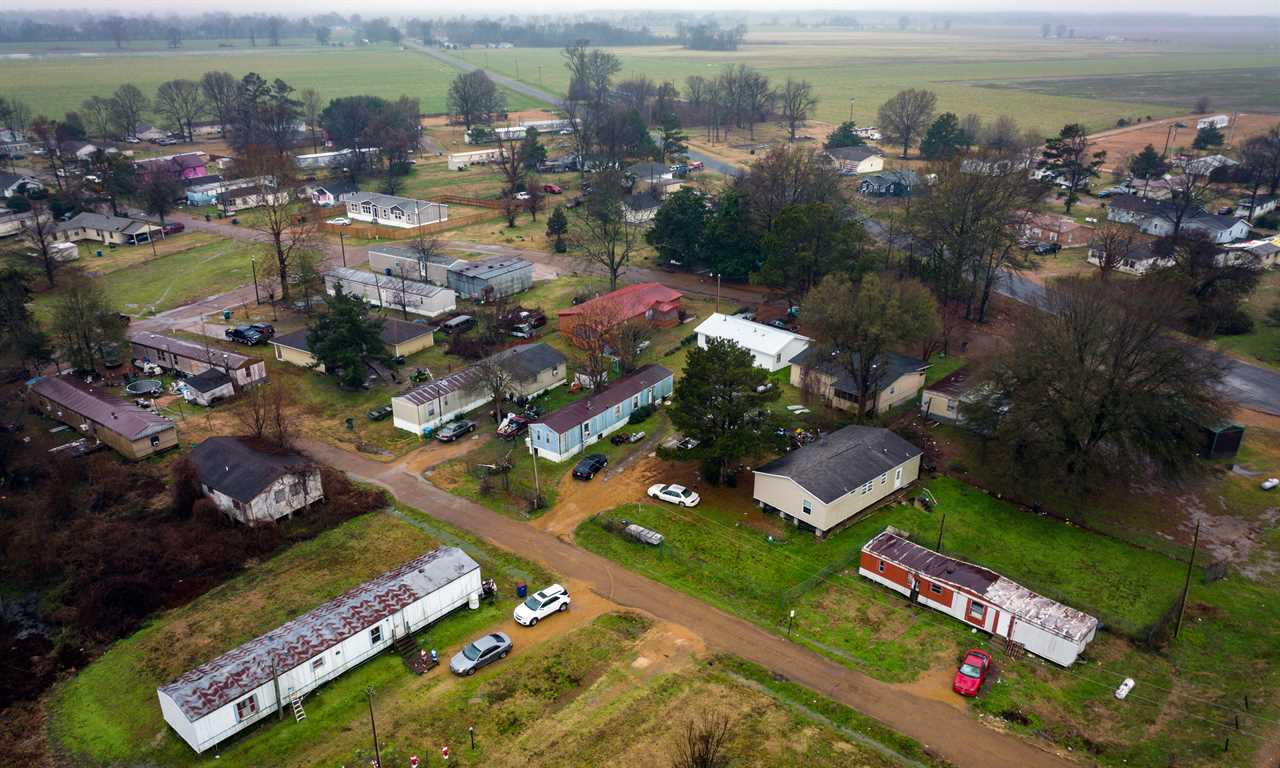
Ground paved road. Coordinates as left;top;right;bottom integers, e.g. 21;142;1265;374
409;42;743;178
299;438;1078;768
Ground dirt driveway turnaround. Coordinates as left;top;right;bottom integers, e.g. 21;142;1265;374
301;438;1080;768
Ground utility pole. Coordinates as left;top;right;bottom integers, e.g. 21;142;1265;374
713;273;721;314
339;231;347;267
251;256;261;304
531;446;542;508
365;687;382;768
1175;520;1201;638
935;507;946;551
848;98;855;124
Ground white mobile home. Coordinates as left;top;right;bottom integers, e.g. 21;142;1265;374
694;313;810;372
158;547;482;753
859;529;1098;666
1196;114;1230;130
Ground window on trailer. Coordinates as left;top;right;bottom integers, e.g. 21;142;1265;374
235;695;258;722
370;626;382;644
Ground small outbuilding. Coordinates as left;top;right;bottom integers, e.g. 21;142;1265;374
158;547;482;753
859;528;1098;666
920;366;975;424
181;369;235;407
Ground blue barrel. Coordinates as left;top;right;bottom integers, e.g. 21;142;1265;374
515;582;528;598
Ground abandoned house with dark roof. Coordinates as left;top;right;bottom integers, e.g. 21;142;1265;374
188;436;324;524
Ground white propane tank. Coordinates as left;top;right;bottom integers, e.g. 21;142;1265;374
468;591;480;610
1115;678;1135;700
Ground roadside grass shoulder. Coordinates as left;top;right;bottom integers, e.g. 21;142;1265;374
1214;269;1280;370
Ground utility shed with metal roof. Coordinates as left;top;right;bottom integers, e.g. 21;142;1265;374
860;528;1098;666
752;425;921;535
158;547;483;753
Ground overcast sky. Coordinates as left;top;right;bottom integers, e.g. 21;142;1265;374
16;1;1280;15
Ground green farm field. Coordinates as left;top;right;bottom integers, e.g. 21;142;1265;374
454;31;1280;134
0;45;540;121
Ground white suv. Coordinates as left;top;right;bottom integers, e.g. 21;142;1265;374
513;584;571;626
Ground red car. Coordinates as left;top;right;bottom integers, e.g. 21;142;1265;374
162;222;185;235
952;649;991;697
689;161;704;171
542;183;563;194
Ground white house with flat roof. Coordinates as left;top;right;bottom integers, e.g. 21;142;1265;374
694;313;810;372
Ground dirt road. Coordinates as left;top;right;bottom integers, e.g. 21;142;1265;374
300;438;1080;768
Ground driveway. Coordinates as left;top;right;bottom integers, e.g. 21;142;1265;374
300;437;1077;768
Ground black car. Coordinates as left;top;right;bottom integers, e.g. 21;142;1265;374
1033;242;1061;255
249;322;275;340
572;453;608;480
225;326;263;345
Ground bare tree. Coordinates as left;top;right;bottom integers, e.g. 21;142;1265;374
967;276;1227;503
80;96;115;142
103;16;128;48
1154;169;1214;249
1088;222;1140;280
301;88;323;153
109;84;150;140
567;300;624;390
241;153;314;302
669;712;731;768
492;134;524;196
20;201;61;288
777;78;816;141
522;182;545;222
234;383;271;440
200;71;238;137
155;79;206;142
446;70;505;131
475;354;514;422
50;274;125;371
610;319;653;374
567;170;641;290
877;88;937;158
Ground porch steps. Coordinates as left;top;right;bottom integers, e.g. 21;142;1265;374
393;632;418;660
290;694;306;722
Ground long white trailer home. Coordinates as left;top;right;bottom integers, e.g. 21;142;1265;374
158;547;482;753
859;528;1098;666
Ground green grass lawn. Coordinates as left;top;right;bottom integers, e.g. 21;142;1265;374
0;45;540;122
48;505;553;766
30;237;261;322
574;475;1280;767
1214;269;1280;370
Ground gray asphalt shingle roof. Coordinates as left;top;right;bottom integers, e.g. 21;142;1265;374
755;425;922;504
188;436;314;504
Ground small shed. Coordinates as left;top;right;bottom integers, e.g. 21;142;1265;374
1199;422;1244;460
182;369;235;407
446;256;534;299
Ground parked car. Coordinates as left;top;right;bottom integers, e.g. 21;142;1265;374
367;404;393;421
436;419;477;442
496;414;530;439
689;161;704;171
325;216;352;226
952;649;992;697
572;453;608;480
675;437;700;451
514;191;531;201
450;632;512;676
610;431;645;445
542;183;563;194
1033;242;1061;255
225;326;263;345
441;315;476;335
162;222;185;235
510;323;535;339
249;322;275;339
513;584;571;626
647;483;701;507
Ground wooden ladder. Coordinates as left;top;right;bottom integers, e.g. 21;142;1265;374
290;694;306;722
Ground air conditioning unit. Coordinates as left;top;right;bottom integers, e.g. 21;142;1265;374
80;423;90;432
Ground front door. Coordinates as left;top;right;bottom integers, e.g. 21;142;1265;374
894;467;903;488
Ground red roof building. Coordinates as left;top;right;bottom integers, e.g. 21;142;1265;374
558;282;682;347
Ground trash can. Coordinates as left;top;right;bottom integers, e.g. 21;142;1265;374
222;309;232;321
345;417;354;430
468;592;480;610
515;582;528;599
95;249;103;258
